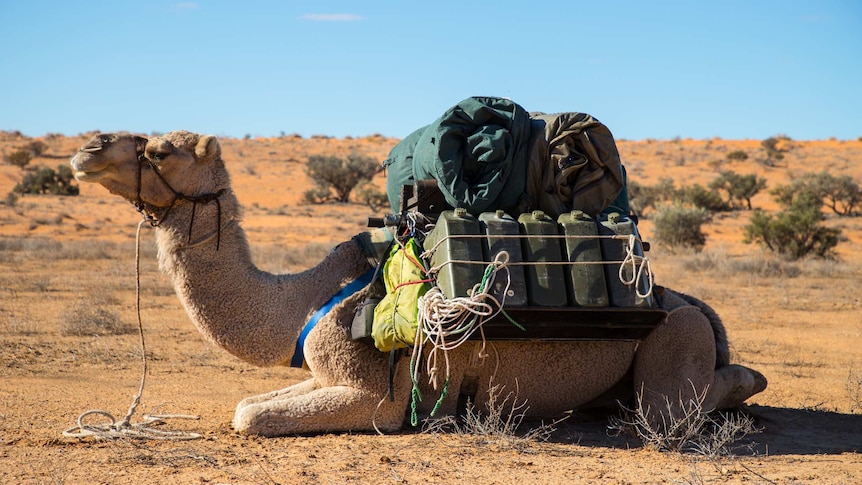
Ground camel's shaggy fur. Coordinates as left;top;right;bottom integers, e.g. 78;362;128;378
70;131;767;436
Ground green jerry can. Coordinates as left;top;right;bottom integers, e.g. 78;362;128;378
558;210;609;307
598;212;654;308
479;210;528;307
423;208;485;298
517;210;568;307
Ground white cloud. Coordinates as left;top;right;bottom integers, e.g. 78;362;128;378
301;13;365;22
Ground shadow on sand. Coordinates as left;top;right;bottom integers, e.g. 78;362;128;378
550;405;862;455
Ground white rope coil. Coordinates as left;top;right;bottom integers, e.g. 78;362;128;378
62;410;202;441
413;251;511;388
618;233;654;299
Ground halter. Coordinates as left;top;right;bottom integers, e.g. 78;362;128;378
134;137;228;250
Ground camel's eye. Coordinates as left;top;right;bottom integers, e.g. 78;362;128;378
100;136;110;144
149;151;169;162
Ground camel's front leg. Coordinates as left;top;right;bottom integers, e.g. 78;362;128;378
633;306;766;427
235;377;320;409
633;306;714;423
232;383;409;436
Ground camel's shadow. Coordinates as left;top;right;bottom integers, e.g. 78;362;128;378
547;405;862;455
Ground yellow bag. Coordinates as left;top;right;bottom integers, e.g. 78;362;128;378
372;238;430;352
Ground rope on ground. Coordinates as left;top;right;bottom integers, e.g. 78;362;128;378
62;219;202;441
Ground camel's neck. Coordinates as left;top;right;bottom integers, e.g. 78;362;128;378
154;193;372;366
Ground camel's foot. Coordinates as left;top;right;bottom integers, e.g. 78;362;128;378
709;364;768;410
233;384;406;437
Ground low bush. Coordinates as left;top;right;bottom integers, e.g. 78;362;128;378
14;164;79;195
725;150;748;161
305;154;381;203
772;172;861;217
608;383;761;457
708;170;767;210
652;204;712;251
3;149;32;169
62;301;133;337
675;184;730;212
354;183;389;211
744;192;841;260
629;178;676;217
421;384;560;452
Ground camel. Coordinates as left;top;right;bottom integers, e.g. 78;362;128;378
70;130;767;437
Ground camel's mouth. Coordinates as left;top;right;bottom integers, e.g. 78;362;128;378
70;152;108;182
72;169;107;182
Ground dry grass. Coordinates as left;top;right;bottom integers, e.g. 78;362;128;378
676;248;803;279
0;236;122;261
61;299;134;337
422;382;563;452
608;383;761;458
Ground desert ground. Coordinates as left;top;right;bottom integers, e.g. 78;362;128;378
1;131;860;484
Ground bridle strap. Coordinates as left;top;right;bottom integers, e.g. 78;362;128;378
133;140;227;250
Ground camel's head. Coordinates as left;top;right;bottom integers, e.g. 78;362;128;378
71;130;228;211
71;132;147;191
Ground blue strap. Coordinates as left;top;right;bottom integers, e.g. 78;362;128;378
289;268;376;368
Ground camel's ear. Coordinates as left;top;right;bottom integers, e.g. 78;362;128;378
194;135;221;162
134;135;147;155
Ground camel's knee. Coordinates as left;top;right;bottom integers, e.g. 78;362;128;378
635;307;715;394
233;402;272;436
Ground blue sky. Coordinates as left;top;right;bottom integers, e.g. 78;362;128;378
1;1;860;140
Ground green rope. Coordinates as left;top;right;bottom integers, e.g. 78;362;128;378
500;309;526;331
408;257;522;427
409;352;422;427
481;259;525;331
429;378;449;417
479;262;495;293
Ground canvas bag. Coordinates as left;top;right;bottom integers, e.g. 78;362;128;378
371;238;430;352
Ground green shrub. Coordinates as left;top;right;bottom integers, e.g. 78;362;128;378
3;149;32;169
744;192;841;260
675;184;730;212
725;150;748;161
303;186;334;205
652;204;712;251
305;153;381;203
3;191;18;207
708;170;767;210
628;180;655;216
354;183;389;211
629;178;676;217
23;140;48;157
818;174;862;216
761;137;785;165
771;172;861;216
13;164;79;195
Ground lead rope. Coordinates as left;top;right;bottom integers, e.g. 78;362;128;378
62;220;202;440
618;234;654;299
